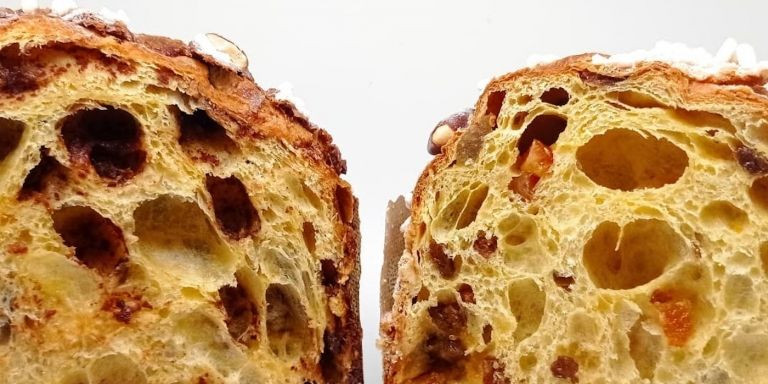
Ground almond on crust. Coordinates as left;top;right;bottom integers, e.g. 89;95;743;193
382;53;768;383
0;9;361;384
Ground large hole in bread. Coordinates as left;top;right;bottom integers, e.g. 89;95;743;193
609;91;737;133
18;148;68;200
507;278;546;343
52;206;129;275
335;184;355;225
669;109;737;134
540;87;570;106
760;242;768;277
628;319;662;380
219;276;259;345
486;91;506;119
609;90;666;109
265;284;311;358
60;106;146;182
517;114;567;154
134;196;233;286
87;353;147;384
456;184;488;229
583;219;685;290
178;109;239;163
434;183;488;234
320;259;339;287
700;201;748;232
0;117;23;163
576;129;688;191
205;175;260;240
749;176;768;211
497;214;537;249
174;311;246;372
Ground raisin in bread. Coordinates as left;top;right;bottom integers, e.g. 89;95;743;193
381;42;768;384
0;7;361;384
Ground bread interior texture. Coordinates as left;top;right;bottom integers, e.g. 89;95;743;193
385;64;768;384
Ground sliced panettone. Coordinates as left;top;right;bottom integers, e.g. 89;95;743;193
381;41;768;384
0;6;361;384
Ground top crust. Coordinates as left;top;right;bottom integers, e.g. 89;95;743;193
411;54;768;224
0;8;348;176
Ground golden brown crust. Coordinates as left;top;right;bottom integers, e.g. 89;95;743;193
0;10;348;177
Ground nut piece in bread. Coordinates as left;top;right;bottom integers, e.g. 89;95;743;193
0;7;361;384
382;44;768;384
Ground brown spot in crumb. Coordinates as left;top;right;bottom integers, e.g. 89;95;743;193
6;242;27;254
735;145;768;174
483;358;510;384
552;271;575;292
428;299;467;335
457;283;475;304
473;231;498;257
550;355;579;383
424;333;466;366
101;293;149;323
482;324;493;344
427;241;459;279
0;44;40;94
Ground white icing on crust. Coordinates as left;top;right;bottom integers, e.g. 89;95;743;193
526;53;560;68
274;82;307;111
93;7;129;25
50;0;76;15
17;1;245;77
191;33;240;70
591;39;768;80
20;0;131;26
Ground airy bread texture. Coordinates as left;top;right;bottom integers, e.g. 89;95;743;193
0;9;361;384
381;53;768;383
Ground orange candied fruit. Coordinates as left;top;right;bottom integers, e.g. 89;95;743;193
651;290;694;347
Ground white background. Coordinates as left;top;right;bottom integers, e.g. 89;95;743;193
6;1;768;382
